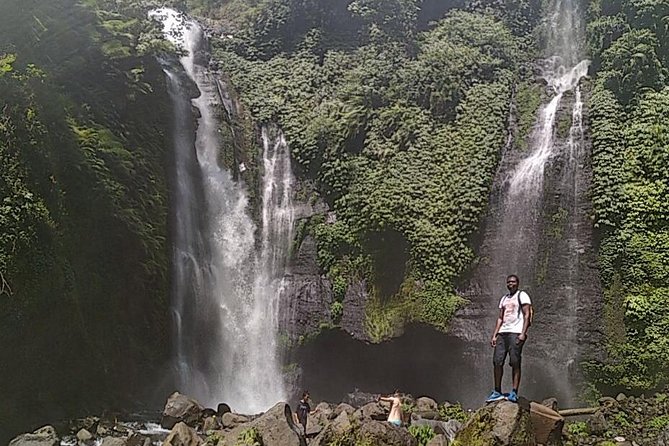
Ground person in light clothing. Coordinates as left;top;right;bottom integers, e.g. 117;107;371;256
379;390;404;427
486;274;532;403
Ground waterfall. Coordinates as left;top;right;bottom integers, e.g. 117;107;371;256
450;0;593;405
151;8;293;412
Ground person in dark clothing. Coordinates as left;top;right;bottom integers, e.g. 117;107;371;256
294;391;313;437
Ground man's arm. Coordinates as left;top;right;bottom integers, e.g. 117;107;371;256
490;307;504;347
518;304;531;342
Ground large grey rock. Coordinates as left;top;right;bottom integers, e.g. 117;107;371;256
416;397;439;412
426;434;448;446
161;392;205;429
454;400;535;446
76;429;93;442
355;402;388;422
163;422;202;446
334;403;356;417
412;418;462;442
9;426;59;446
221;412;250;428
588;410;607;436
99;438;127;446
219;403;304;446
311;411;353;446
358;420;417;446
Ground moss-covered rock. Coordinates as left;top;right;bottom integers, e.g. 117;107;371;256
452;400;535;446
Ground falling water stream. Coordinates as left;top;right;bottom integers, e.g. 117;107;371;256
151;8;294;412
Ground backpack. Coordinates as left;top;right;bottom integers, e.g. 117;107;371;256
514;290;533;327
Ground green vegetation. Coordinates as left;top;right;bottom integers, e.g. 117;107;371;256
439;402;471;423
211;0;536;337
586;0;669;393
0;0;173;439
408;424;435;445
236;427;263;446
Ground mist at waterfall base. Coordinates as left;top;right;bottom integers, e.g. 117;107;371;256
154;8;291;413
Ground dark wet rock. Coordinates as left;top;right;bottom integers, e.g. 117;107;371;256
163;423;201;446
278;235;334;343
216;403;231;416
341;280;371;341
70;418;100;435
358;420;417;446
161;392;205;429
9;426;60;446
454;400;535;446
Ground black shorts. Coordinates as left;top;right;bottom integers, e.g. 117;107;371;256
493;333;524;367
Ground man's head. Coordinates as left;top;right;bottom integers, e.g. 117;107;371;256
393;389;401;397
302;391;310;401
506;275;519;293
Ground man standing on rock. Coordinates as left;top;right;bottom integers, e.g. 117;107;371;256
486;274;532;403
294;391;313;437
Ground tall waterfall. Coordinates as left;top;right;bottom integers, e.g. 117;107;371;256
451;0;594;405
152;8;293;412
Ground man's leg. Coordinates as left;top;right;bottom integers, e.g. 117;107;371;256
508;334;524;399
493;334;508;391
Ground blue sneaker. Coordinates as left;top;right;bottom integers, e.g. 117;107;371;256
485;390;505;402
507;390;518;403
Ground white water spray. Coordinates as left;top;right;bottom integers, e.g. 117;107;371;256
152;8;294;412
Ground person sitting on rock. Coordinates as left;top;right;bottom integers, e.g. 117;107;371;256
378;390;404;427
486;274;532;404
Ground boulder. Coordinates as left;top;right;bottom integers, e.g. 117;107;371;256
76;429;94;442
541;398;559;412
69;417;100;435
314;402;334;420
217;403;231;416
416;397;439;412
357;420;417;446
411;418;462;442
221;412;250;428
334;403;356;417
356;402;388;422
529;401;564;446
454;400;535;446
161;392;205;429
9;426;60;446
126;434;151;446
163;422;202;446
588;410;607;436
426;434;449;446
202;416;220;432
220;403;304;446
99;438;127;446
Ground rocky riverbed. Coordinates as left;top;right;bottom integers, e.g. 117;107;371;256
8;391;669;446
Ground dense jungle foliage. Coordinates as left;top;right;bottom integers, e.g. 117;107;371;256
585;0;669;393
207;0;540;340
0;0;174;438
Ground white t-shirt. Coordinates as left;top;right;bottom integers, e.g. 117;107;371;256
498;290;532;334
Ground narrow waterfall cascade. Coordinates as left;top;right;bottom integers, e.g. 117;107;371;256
450;0;596;405
151;8;293;412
